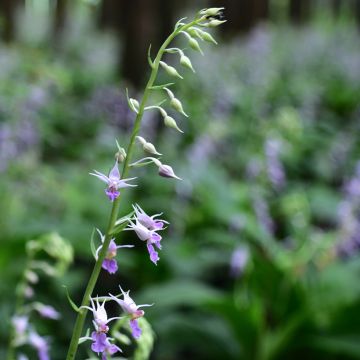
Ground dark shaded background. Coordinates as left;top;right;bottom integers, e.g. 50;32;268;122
1;0;360;359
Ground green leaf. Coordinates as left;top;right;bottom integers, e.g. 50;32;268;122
147;44;154;68
90;228;97;259
62;285;80;312
149;83;174;90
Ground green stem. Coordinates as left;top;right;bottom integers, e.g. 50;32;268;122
65;18;201;360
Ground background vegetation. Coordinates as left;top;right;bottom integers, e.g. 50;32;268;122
0;1;360;359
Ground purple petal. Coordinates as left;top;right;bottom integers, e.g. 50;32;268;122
106;344;121;355
105;188;120;202
147;243;159;265
37;305;60;320
102;259;118;274
130;319;142;339
91;332;107;353
108;161;120;181
150;232;162;242
154;221;164;230
154;240;162;250
108;240;118;254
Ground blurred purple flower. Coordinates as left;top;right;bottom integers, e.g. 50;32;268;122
35;304;60;320
28;331;49;360
265;138;286;190
230;246;249;278
12;315;28;337
90;160;137;201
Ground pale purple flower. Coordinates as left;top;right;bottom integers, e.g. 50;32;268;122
90;160;137;201
95;229;133;274
12;315;28;337
28;331;49;360
158;164;182;180
133;204;168;230
230;246;249;277
35;304;60;320
265;138;286;190
109;287;152;339
81;297;122;333
125;219;163;265
91;332;121;360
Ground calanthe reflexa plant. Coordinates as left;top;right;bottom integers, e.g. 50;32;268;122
7;7;225;360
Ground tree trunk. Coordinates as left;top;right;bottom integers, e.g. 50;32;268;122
289;0;311;24
0;0;17;42
52;0;68;44
120;0;156;87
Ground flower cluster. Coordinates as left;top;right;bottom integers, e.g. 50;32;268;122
126;204;168;265
82;289;151;359
81;298;122;359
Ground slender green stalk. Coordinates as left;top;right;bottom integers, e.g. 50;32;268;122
65;18;201;360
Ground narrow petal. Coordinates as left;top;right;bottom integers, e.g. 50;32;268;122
90;171;110;184
108;161;120;181
147;243;159;265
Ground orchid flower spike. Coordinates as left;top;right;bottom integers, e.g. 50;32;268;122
95;229;133;274
90;160;137;202
109;287;152;339
81;297;122;333
125;218;163;265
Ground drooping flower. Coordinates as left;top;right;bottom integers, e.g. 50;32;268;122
90;160;137;201
125;218;163;265
91;332;121;360
158;164;182;180
109;287;152;339
133;204;168;231
34;304;60;320
95;229;133;274
28;330;50;360
81;297;122;333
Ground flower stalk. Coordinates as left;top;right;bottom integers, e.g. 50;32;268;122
65;16;206;360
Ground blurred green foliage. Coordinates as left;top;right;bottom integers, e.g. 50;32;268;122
1;6;360;360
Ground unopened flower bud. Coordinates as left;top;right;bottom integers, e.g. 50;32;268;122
164;115;183;133
180;55;195;73
187;27;202;39
160;61;183;79
200;7;225;17
170;98;188;117
207;19;227;27
136;136;146;146
200;31;218;45
143;142;162;156
129;98;140;113
158;164;182;180
115;148;127;163
189;38;203;55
